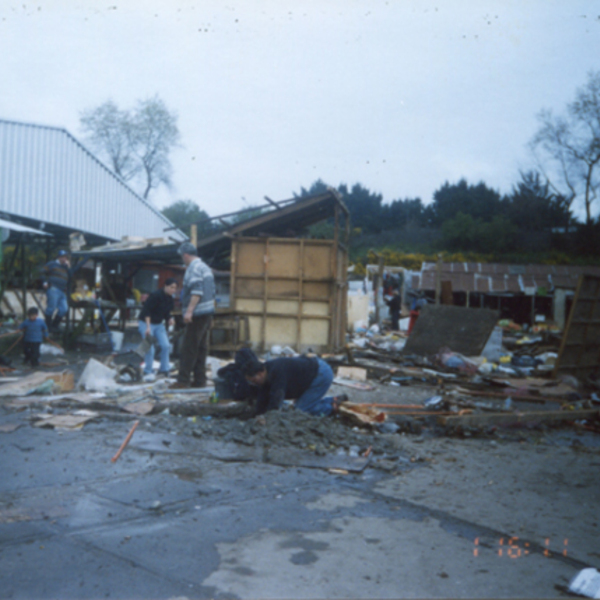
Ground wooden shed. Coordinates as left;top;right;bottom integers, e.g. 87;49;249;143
207;190;350;353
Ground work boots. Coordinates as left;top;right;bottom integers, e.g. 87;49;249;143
50;315;63;333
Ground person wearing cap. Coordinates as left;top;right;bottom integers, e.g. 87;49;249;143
171;242;215;389
41;250;71;333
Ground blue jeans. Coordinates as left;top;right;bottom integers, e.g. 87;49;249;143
138;321;171;374
295;359;335;417
45;286;68;318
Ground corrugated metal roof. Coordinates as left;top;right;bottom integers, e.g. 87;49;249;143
0;119;186;243
411;262;600;293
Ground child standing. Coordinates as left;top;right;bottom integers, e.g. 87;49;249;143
18;307;49;368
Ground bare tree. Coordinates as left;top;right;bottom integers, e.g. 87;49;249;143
80;96;180;199
531;71;600;225
80;101;139;181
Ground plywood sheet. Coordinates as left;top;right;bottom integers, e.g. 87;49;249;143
303;244;333;279
236;241;265;275
267;300;299;315
403;305;499;356
235;278;264;297
265;317;298;345
555;274;600;378
268;243;300;277
302;301;329;316
267;280;299;297
247;317;262;346
301;319;329;346
303;282;330;300
236;298;264;313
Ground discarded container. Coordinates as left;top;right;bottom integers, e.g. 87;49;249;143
569;568;600;599
77;358;119;392
214;375;233;400
481;326;503;362
40;343;65;356
423;395;445;410
111;331;124;352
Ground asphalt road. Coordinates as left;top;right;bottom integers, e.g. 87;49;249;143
1;397;598;600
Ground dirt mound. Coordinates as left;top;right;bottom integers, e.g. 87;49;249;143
188;407;408;457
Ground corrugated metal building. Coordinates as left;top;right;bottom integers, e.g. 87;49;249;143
407;261;600;328
0;119;185;243
409;262;600;294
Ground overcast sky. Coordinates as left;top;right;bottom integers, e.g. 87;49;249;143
1;0;599;218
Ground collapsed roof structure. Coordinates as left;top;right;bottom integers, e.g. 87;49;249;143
72;190;350;353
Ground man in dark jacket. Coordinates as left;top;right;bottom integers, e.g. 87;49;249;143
138;278;177;377
242;354;347;416
385;290;401;331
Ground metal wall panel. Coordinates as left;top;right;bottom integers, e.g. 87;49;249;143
0;119;185;242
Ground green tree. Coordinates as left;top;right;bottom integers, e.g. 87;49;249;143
80;95;180;199
441;212;517;253
531;71;600;224
429;179;505;226
506;170;571;231
161;200;214;238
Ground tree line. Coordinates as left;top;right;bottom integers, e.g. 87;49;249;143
80;72;600;258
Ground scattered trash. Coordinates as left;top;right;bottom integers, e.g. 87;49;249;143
338;402;386;426
336;366;367;381
78;358;119;392
569;568;600;599
0;423;21;433
40;343;65;356
423;395;445;410
33;410;99;430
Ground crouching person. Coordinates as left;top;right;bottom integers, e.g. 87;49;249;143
18;307;49;368
242;354;347;416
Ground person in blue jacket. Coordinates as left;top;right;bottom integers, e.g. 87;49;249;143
18;307;49;368
41;250;70;332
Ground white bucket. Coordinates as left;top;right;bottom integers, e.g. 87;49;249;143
110;331;124;352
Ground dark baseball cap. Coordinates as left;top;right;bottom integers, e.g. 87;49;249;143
177;242;198;256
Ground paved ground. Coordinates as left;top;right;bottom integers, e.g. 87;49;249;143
1;370;599;599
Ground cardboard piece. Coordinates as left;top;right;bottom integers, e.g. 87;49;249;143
403;305;500;357
0;371;74;398
0;423;21;433
33;410;99;430
338;402;386;426
336;366;367;381
122;401;156;416
333;377;374;391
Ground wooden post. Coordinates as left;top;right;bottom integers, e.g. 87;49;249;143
190;224;197;248
21;241;27;315
297;240;304;352
374;254;385;326
435;253;442;305
261;239;269;352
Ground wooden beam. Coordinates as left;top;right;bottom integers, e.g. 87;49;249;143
438;409;600;428
264;196;282;210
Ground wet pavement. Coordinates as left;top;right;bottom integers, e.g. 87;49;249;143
2;390;599;600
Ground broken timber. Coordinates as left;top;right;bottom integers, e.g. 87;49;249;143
438;409;600;428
